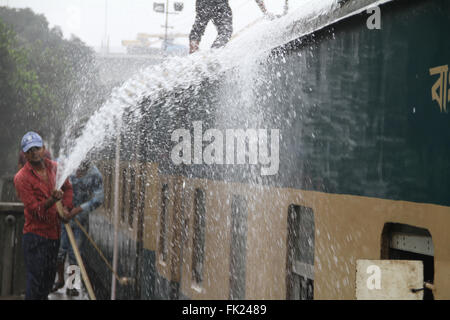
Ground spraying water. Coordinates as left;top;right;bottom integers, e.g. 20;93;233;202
55;0;336;189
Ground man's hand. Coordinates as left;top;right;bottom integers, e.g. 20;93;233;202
60;206;71;224
51;189;63;201
60;206;83;223
45;189;64;210
67;207;83;220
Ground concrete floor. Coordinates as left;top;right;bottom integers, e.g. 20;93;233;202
48;283;89;300
48;262;90;300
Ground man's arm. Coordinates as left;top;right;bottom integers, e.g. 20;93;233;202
80;174;104;214
67;171;104;220
255;0;277;20
255;0;267;14
14;174;63;220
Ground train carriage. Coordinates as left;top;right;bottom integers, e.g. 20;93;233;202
85;0;450;300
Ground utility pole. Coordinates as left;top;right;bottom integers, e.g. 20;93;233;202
153;1;184;52
284;0;289;15
163;0;170;51
102;0;109;54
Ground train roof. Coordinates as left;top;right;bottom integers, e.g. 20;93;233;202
278;0;394;47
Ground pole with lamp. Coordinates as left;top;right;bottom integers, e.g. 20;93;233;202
153;1;184;51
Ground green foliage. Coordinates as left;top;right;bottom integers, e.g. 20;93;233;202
0;7;102;175
0;20;49;166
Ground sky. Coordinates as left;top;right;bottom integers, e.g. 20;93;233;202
1;0;293;53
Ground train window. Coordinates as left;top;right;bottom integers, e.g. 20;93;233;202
121;167;127;223
128;167;136;228
103;167;109;212
108;167;114;214
381;223;434;300
159;184;169;263
133;170;147;299
192;188;206;284
286;205;315;300
137;171;146;239
102;167;108;212
229;195;248;300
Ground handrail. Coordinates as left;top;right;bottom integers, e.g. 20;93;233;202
0;202;24;212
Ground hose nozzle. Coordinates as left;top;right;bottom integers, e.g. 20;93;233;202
119;277;134;285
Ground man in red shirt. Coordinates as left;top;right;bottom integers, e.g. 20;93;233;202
14;131;74;300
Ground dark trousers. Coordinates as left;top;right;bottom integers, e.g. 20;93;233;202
190;0;233;48
22;233;60;300
57;221;86;266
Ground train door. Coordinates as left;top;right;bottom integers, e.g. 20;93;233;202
229;195;248;300
356;223;434;300
381;223;434;300
286;205;315;300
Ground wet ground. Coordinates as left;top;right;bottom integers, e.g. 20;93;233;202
48;261;89;300
48;283;89;300
0;284;89;300
0;262;90;300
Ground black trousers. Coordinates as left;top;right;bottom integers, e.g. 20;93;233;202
23;233;60;300
189;0;233;48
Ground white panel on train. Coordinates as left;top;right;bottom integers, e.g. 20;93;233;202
355;260;423;300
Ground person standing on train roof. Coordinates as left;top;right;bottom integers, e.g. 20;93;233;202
189;0;274;54
14;131;74;300
52;159;104;296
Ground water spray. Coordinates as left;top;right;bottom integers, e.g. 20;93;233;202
52;0;337;299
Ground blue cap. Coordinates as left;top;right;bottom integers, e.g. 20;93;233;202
21;131;43;152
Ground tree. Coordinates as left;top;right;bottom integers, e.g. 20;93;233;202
0;7;103;176
0;19;50;173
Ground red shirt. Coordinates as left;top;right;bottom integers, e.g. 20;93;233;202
14;158;73;240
